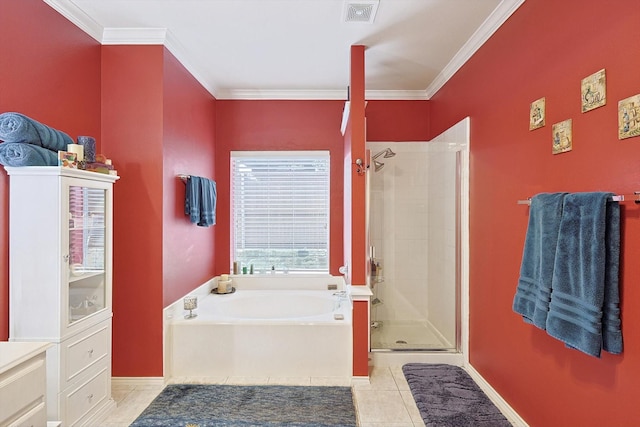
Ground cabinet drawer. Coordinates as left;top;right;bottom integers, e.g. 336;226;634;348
0;357;46;426
7;401;46;427
65;366;109;426
64;323;109;383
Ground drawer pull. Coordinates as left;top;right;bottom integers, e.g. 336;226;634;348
87;393;94;402
87;348;94;357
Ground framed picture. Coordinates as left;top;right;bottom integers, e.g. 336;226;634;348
581;69;606;113
529;97;545;130
618;94;640;140
552;119;572;154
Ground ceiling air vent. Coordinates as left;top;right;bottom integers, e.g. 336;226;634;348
343;0;379;24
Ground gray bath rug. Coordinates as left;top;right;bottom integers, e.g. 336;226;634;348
129;384;357;427
402;363;512;427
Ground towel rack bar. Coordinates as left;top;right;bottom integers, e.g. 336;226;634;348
178;174;190;183
518;192;640;205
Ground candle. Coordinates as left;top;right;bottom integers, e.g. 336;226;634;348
218;280;229;293
221;274;229;281
77;136;96;162
67;144;84;162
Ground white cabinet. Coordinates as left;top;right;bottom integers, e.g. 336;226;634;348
6;167;119;426
0;342;50;427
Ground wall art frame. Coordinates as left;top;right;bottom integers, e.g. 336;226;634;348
581;68;606;113
552;119;572;154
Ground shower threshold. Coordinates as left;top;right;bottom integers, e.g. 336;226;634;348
370;319;454;351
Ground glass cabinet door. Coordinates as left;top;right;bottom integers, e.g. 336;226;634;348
68;185;107;324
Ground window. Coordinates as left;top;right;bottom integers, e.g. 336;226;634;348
231;151;330;273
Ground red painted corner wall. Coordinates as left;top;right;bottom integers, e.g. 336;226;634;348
102;45;165;377
214;100;345;276
429;1;640;425
366;100;429;142
0;0;101;340
162;50;217;307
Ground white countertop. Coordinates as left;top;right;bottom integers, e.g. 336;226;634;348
349;285;373;300
0;342;51;374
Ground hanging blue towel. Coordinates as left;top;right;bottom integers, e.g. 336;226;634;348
546;192;622;357
198;177;217;227
0;112;73;151
185;176;202;224
184;176;216;227
0;142;59;166
513;192;567;329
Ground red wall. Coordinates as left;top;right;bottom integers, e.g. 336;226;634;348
102;45;216;376
366;100;429;141
102;45;165;377
215;100;345;275
0;0;102;340
162;50;216;306
429;1;640;425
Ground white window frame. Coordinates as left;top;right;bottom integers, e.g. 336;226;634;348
230;150;330;274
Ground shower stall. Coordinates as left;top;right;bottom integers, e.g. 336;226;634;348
366;119;469;352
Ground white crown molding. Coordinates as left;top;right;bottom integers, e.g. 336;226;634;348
42;0;103;42
365;90;428;101
216;89;427;100
162;32;222;98
217;89;348;100
102;28;167;45
425;0;525;99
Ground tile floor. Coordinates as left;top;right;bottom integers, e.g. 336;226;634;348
102;365;426;427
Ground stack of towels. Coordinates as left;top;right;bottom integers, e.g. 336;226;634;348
513;192;622;358
184;175;217;227
0;112;73;166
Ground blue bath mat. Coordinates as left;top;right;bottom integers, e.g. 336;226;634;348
129;384;357;427
403;364;512;427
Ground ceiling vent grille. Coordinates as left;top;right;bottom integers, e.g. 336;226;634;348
343;1;379;23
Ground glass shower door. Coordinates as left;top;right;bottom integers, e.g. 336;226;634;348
367;141;460;351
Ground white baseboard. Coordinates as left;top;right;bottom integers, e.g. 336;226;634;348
464;364;528;427
111;377;166;387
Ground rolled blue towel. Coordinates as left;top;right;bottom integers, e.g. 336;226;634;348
0;142;59;166
0;112;73;151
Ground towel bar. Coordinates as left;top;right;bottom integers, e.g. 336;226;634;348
178;174;190;183
517;192;640;205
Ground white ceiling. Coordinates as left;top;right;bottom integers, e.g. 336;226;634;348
44;0;524;100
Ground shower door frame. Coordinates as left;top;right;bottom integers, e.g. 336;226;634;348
365;119;470;357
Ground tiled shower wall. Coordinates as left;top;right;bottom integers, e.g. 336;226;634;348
368;120;468;347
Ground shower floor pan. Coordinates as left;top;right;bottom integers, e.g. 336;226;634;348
371;320;454;351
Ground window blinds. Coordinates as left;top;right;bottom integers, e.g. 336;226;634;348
231;151;329;273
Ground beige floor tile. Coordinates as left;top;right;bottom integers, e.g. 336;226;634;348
353;389;413;424
104;366;425;425
311;376;353;386
267;376;311;385
353;366;398;391
225;376;270;385
389;365;411;391
167;375;228;384
400;390;425;426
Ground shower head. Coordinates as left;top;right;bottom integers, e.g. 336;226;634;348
372;147;396;160
371;147;395;172
382;148;396;158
